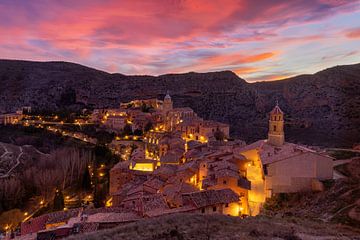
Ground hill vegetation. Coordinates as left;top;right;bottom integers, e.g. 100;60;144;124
66;213;359;240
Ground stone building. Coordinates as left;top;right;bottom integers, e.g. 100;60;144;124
238;103;334;215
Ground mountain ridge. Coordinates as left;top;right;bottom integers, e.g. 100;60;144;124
0;59;359;147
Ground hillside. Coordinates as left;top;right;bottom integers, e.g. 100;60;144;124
65;213;359;240
263;158;360;228
0;60;360;147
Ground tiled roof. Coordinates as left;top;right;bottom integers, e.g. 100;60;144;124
75;222;99;234
163;182;198;206
143;176;165;191
237;139;331;165
46;209;80;224
182;189;239;208
143;194;169;212
86;211;141;223
176;160;199;172
153;164;177;177
160;150;183;164
145;205;196;217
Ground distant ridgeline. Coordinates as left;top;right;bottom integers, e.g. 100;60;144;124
0;59;359;147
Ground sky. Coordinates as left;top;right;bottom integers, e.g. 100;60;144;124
0;0;359;82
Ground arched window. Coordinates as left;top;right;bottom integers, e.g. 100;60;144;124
273;125;277;131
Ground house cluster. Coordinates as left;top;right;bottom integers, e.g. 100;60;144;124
108;95;334;219
92;92;229;142
15;94;335;239
0;107;30;125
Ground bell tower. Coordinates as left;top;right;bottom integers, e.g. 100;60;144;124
163;90;173;113
268;101;285;146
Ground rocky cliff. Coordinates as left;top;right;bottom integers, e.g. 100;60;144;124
0;60;359;147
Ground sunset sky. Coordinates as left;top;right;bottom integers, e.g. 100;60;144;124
0;0;359;82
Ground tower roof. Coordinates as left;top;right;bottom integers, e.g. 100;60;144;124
164;90;171;100
270;102;283;114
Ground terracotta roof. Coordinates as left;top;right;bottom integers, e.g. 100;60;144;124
145;205;196;217
46;209;80;224
86;212;141;223
111;160;130;170
182;189;239;208
172;107;194;112
163;182;198;206
153;164;177;177
74;222;99;234
176;160;199;172
238;139;331;165
160;149;183;164
143;177;165;191
142;194;169;212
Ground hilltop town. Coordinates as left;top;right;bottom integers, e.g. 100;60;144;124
0;91;351;240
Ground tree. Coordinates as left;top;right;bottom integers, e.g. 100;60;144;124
122;124;133;136
93;183;106;208
0;209;23;231
53;188;64;211
133;128;143;136
214;129;226;141
144;121;153;132
81;168;92;191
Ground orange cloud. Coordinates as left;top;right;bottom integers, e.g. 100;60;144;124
346;28;360;39
233;66;262;75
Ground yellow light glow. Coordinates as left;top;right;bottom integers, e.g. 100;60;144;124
99;173;105;177
131;163;154;172
106;197;113;207
66;196;70;200
40;200;44;205
24;212;28;216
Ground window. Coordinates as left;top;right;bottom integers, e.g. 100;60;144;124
263;165;268;175
213;206;217;212
273;125;277;131
223;180;227;185
225;203;229;208
201;208;205;213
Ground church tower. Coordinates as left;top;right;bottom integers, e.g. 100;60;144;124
163;90;173;113
268;101;285;146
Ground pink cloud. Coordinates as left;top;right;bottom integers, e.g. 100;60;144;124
0;0;358;78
